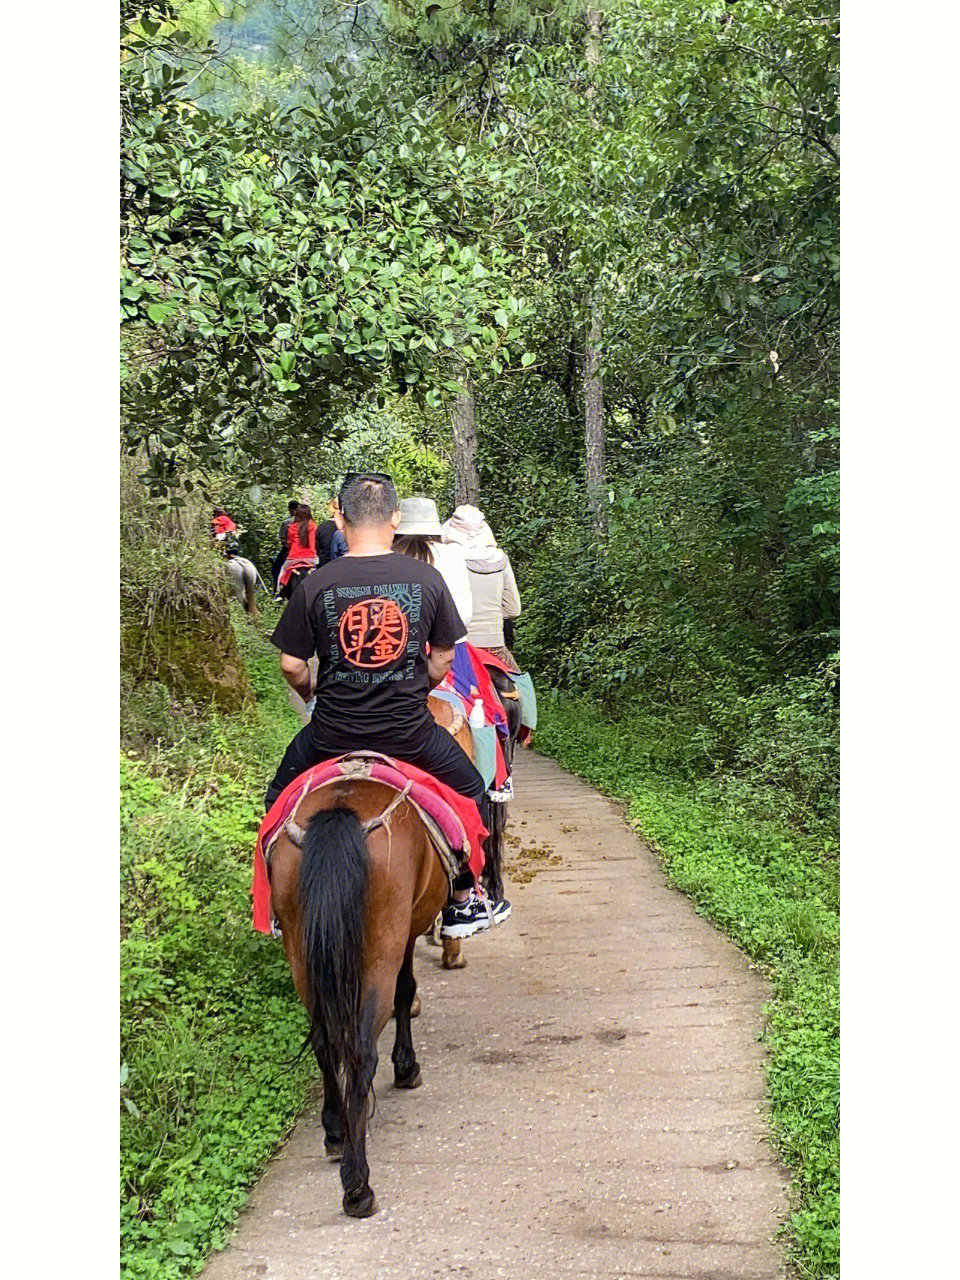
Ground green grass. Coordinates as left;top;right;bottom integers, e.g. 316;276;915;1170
534;693;839;1280
121;606;314;1280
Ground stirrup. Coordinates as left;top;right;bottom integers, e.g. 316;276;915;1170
473;885;496;927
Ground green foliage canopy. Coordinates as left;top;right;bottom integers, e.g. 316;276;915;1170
121;5;529;491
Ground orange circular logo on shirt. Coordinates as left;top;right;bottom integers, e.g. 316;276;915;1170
338;598;409;669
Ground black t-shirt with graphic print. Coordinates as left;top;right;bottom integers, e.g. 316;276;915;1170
270;551;466;749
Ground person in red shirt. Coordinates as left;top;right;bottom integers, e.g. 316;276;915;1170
211;508;237;538
211;507;241;555
276;503;319;597
286;503;316;556
271;499;300;590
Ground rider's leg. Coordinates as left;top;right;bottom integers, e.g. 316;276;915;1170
392;722;502;928
400;726;514;925
264;722;324;809
396;721;490;837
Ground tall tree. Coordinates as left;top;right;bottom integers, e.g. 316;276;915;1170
583;5;606;530
451;371;481;504
120;4;527;492
374;2;576;505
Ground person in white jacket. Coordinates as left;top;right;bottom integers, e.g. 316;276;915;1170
394;497;473;635
440;504;521;669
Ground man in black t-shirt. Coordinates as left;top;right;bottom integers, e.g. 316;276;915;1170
266;473;499;939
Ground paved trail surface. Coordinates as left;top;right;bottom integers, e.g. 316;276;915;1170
205;750;788;1280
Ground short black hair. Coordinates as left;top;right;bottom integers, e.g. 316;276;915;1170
339;473;398;527
287;499;299;514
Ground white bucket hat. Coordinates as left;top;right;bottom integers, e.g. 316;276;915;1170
396;496;442;536
441;504;496;549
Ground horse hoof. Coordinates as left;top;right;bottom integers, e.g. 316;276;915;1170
394;1066;422;1090
441;940;467;970
324;1139;344;1162
343;1188;378;1218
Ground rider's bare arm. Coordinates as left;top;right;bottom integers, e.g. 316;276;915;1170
279;652;314;701
427;644;455;687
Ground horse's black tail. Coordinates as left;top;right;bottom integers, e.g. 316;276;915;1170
299;808;368;1127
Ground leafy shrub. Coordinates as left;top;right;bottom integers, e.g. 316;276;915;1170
120;458;252;712
121;614;312;1280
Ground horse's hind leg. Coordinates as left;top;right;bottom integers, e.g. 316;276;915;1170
315;1049;345;1160
391;941;421;1089
340;976;393;1219
483;802;506;902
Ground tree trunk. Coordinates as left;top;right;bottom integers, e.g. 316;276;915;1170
452;370;481;506
584;305;606;521
584;6;606;532
560;303;580;421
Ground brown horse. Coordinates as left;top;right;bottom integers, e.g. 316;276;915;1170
481;666;523;903
278;564;315;600
267;697;474;1218
425;684;522;970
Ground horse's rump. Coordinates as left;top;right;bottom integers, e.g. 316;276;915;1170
225;556;260;617
253;753;487;934
277;557;318;595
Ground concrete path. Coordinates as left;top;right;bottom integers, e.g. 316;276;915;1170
205;749;788;1280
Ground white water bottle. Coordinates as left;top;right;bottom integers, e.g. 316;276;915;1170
469;698;485;729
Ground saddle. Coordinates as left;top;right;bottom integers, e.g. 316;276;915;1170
252;752;488;935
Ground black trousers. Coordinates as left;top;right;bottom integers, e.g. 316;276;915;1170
270;548;286;590
265;721;489;885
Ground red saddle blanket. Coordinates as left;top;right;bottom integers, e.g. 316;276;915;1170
472;646;533;747
277;555;317;591
472;646;516;677
252;752;488;934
